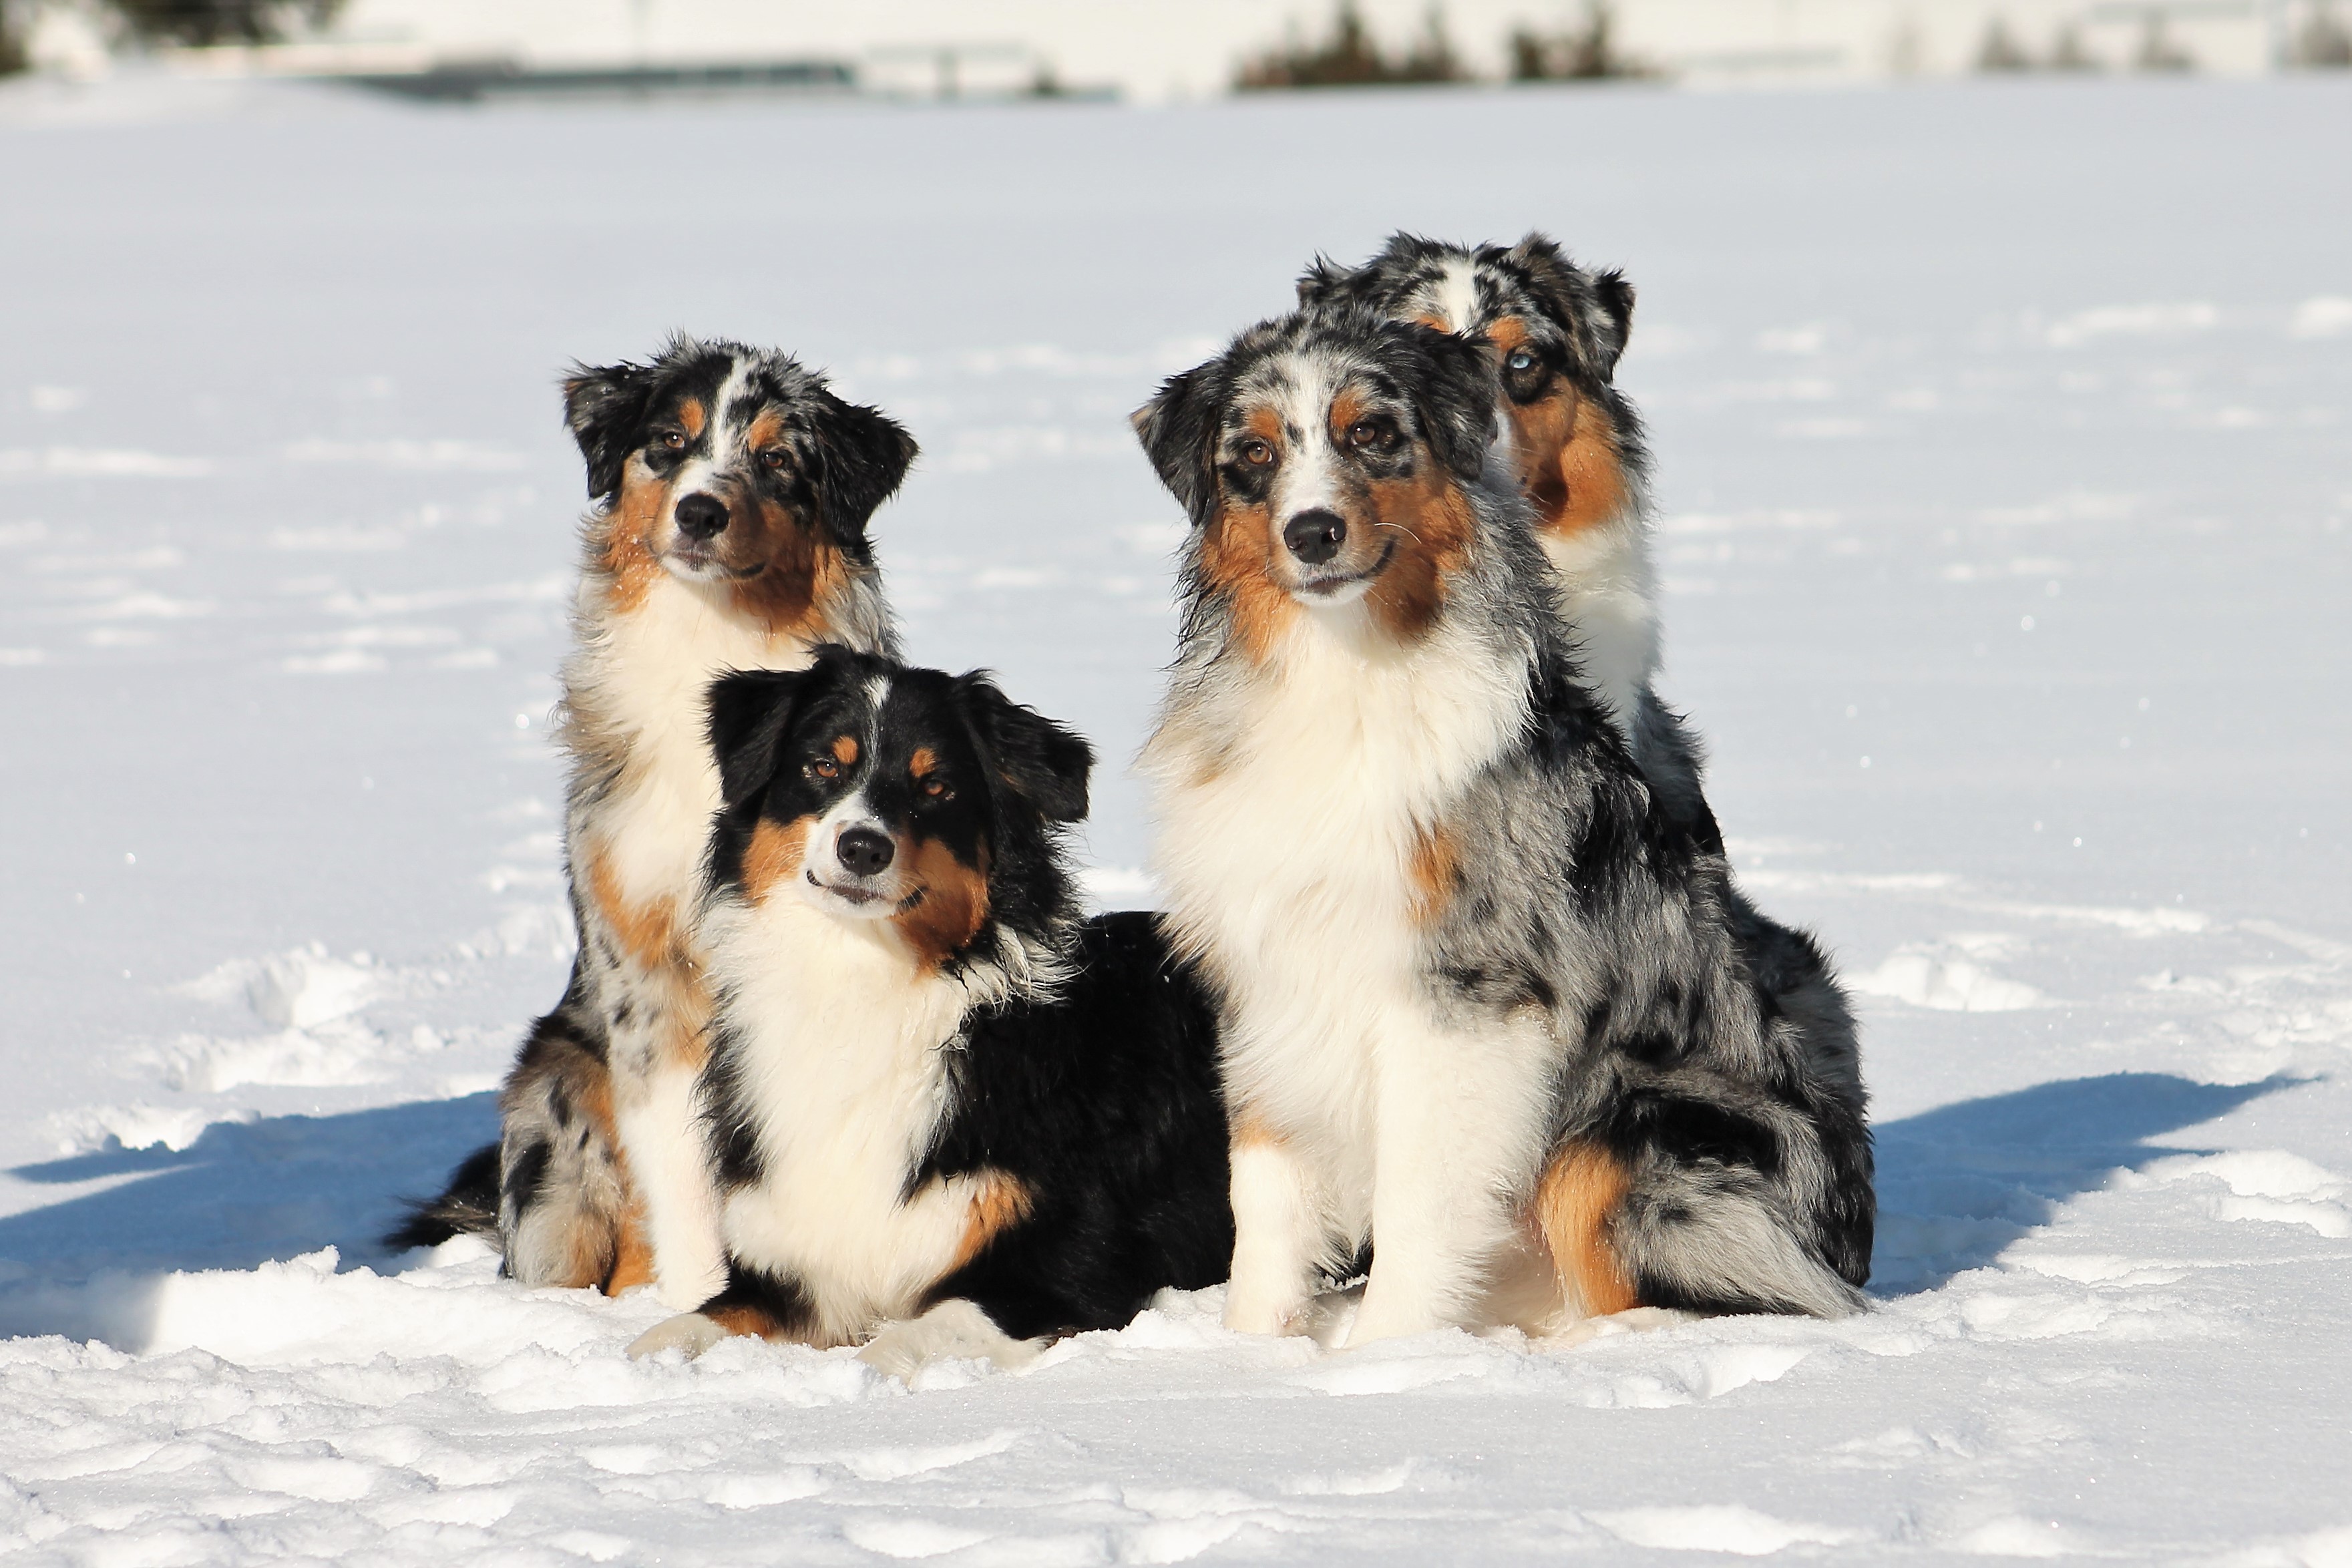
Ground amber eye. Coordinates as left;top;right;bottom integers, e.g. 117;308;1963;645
1346;419;1389;449
1505;348;1537;373
920;776;953;801
658;430;687;451
809;757;840;780
1239;439;1275;467
759;447;787;471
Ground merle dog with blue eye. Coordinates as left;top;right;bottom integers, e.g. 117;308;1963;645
624;646;1234;1378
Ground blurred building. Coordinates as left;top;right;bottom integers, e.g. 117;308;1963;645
19;0;2328;94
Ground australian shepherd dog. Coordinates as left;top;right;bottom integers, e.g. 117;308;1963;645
1300;230;1865;1140
396;339;918;1310
1131;305;1873;1346
624;647;1232;1375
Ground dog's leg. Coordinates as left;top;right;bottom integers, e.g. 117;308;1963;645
857;1300;1045;1380
1346;1016;1553;1348
1222;1125;1328;1336
615;1061;728;1310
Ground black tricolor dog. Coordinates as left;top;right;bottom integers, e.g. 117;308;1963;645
626;647;1233;1376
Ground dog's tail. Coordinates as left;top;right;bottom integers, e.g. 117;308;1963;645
1553;1066;1874;1321
385;1142;503;1252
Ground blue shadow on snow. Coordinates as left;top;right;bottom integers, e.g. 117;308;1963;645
0;1072;2312;1345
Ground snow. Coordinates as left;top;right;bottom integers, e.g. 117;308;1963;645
3;71;2350;1563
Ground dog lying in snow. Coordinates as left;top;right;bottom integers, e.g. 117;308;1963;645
1133;303;1875;1346
626;647;1233;1376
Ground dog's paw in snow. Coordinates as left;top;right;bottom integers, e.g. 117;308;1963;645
856;1299;1044;1380
627;1312;729;1361
1543;1306;1697;1348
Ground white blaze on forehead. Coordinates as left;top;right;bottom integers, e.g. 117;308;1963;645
709;355;755;455
1428;256;1481;335
1267;355;1344;521
668;357;757;499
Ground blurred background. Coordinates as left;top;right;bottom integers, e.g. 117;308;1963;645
5;0;2348;97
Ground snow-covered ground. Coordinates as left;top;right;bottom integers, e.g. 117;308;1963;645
3;73;2348;1563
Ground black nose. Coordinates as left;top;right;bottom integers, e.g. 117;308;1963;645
674;492;729;542
1283;509;1346;566
835;827;894;877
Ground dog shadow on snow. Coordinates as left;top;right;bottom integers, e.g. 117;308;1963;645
0;1094;496;1352
1866;1070;2306;1296
0;1073;2309;1350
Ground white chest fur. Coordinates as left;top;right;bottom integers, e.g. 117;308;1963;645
574;573;815;914
1146;606;1528;1219
1542;511;1659;743
701;892;984;1341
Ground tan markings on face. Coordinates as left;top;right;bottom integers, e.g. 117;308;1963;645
1485;313;1627;539
740;817;812;907
1362;459;1476;643
1412;311;1452;333
1199;404;1299;663
1485;314;1529;357
1533;1141;1643;1318
676;397;707;440
745;407;787;453
729;495;848;640
1329;387;1368;440
950;1171;1034;1271
908;746;936;780
1546;397;1628;540
892;837;992;971
600;458;674;614
1201;497;1298;664
833;735;859;765
1407;821;1460;925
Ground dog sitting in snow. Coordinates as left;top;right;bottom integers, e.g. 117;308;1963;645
395;339;917;1309
626;646;1233;1374
1298;230;1867;1161
1133;304;1874;1345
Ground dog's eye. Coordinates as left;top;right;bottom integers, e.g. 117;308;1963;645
1238;439;1275;467
919;776;953;801
759;448;787;471
1346;419;1393;450
808;758;840;781
657;430;686;451
1505;349;1537;373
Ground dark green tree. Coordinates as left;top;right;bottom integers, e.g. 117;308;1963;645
107;0;341;48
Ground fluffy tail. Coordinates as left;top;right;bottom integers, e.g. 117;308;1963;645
385;1142;502;1251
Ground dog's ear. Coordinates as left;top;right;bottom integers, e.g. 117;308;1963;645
1507;232;1635;383
811;395;918;557
955;673;1093;825
1409;327;1501;483
562;360;658;503
1585;268;1635;381
1132;364;1221;526
1296;253;1358;309
707;664;821;808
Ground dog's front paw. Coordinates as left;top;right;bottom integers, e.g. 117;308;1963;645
1221;1283;1311;1337
856;1300;1041;1381
626;1312;728;1361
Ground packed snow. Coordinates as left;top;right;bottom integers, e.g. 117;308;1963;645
3;71;2349;1564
